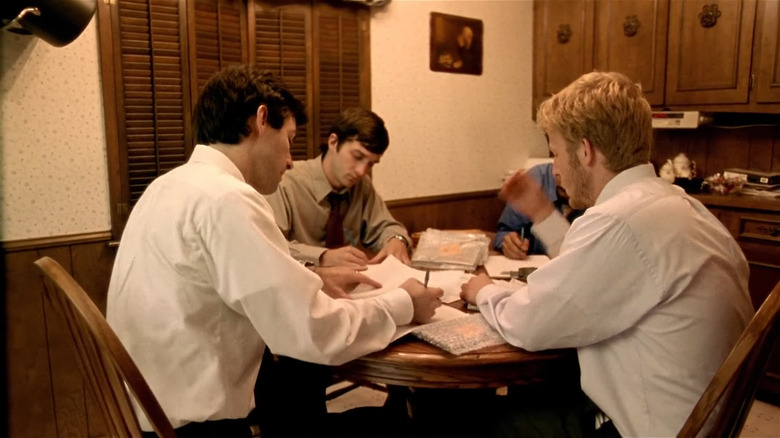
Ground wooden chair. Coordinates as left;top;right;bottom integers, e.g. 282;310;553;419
678;280;780;437
34;256;175;438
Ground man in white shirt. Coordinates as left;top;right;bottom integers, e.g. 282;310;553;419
106;65;442;437
461;71;754;437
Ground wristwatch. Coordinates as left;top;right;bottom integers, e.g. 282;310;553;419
388;234;410;248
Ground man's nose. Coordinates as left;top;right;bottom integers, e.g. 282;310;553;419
356;161;369;176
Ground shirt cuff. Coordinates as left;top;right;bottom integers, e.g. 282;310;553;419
375;287;414;326
531;210;570;258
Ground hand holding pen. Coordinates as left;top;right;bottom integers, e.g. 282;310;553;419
501;227;531;260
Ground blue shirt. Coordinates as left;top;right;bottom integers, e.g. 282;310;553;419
494;163;582;255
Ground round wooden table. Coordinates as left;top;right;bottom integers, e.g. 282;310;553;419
334;302;580;390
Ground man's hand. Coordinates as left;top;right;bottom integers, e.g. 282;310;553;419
320;246;369;268
501;231;530;260
314;266;381;300
369;237;411;265
399;278;443;324
459;273;494;305
500;170;556;223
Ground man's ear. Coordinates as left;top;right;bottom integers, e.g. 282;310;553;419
254;105;269;133
327;133;340;151
578;138;597;167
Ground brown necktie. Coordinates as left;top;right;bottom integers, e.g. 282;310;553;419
325;192;344;249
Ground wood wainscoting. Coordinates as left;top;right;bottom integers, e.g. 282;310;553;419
3;190;505;437
387;189;505;237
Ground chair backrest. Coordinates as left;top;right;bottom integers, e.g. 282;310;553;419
34;256;175;438
677;280;780;437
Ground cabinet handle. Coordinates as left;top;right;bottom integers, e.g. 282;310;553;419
556;24;572;44
623;15;640;37
757;226;780;238
699;4;721;28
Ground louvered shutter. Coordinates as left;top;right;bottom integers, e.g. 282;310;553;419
313;3;369;148
190;0;246;99
252;2;312;160
115;0;191;206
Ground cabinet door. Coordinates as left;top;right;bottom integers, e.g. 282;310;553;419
754;0;780;103
666;0;757;105
593;0;668;106
533;0;595;113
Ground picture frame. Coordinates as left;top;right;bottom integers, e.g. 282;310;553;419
430;12;483;75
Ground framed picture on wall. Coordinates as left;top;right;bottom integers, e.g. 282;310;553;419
430;12;483;75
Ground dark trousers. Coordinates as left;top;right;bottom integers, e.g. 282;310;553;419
141;418;254;438
250;348;331;438
250;348;413;438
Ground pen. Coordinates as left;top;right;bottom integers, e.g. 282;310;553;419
344;228;358;247
520;227;525;243
424;270;430;288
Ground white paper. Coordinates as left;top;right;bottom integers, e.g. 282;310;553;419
350;255;471;304
391;305;465;341
483;254;551;279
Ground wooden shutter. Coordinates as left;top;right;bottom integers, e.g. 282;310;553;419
189;0;247;101
110;0;191;210
252;2;312;159
313;2;370;148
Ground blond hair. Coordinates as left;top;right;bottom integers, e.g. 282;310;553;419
536;71;652;172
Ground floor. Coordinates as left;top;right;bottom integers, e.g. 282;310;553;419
326;382;780;437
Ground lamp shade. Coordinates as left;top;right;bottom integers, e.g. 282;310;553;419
3;0;97;47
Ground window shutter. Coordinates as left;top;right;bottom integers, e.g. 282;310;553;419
190;0;247;99
252;3;312;160
313;3;369;148
115;0;191;206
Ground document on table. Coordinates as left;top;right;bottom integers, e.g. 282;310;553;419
351;255;472;304
348;256;471;341
483;254;550;279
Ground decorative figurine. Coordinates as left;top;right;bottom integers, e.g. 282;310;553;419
672;153;696;179
659;159;676;183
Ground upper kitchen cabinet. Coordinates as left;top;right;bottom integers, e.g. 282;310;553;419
533;0;667;112
665;0;756;105
533;0;595;114
534;0;780;112
754;0;780;104
593;0;668;106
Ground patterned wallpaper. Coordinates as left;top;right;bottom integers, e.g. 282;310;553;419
371;0;548;200
0;19;111;242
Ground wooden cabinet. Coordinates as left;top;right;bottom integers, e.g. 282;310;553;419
533;0;780;112
696;194;780;402
532;0;594;114
593;0;668;106
754;0;780;104
665;0;756;105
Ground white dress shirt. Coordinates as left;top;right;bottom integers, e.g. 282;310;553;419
107;145;413;430
475;163;754;437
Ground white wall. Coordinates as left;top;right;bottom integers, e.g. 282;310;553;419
0;1;546;242
370;0;547;200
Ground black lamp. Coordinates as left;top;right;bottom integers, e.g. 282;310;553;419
1;0;97;47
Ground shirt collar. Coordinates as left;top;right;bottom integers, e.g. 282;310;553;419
595;163;657;205
309;154;349;202
190;144;246;183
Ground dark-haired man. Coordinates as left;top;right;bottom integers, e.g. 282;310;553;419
106;65;442;437
265;107;412;269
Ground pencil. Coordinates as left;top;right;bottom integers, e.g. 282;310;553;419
424;270;430;288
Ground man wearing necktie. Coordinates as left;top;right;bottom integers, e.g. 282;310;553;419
265;107;412;269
